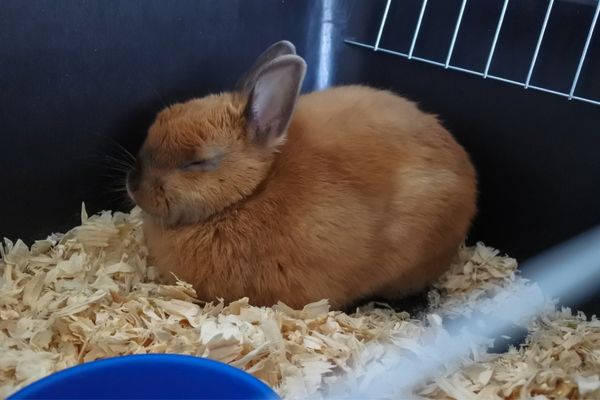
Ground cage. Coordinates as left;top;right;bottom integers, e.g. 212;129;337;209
1;0;599;398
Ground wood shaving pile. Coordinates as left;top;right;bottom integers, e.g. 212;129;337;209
1;206;599;399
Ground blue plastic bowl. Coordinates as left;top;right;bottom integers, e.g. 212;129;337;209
8;354;279;399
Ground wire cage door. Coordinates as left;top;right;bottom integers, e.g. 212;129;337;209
346;0;600;106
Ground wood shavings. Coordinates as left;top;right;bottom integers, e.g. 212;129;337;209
1;206;599;399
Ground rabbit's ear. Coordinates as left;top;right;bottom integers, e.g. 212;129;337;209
245;55;306;147
237;41;297;93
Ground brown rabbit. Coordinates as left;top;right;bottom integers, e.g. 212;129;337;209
126;41;477;309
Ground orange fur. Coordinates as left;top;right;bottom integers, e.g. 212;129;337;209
130;85;477;309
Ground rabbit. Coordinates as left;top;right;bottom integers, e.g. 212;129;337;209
126;41;477;310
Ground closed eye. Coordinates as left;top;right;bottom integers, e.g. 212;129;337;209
180;156;221;172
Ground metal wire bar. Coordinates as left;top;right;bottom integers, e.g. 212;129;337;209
484;0;510;78
408;0;428;59
525;0;555;88
374;0;393;51
568;0;600;98
344;39;600;106
571;95;600;105
445;0;468;68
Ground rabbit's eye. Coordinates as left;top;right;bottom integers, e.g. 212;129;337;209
180;156;221;172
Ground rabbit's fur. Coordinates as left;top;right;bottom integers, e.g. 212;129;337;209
127;41;477;309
